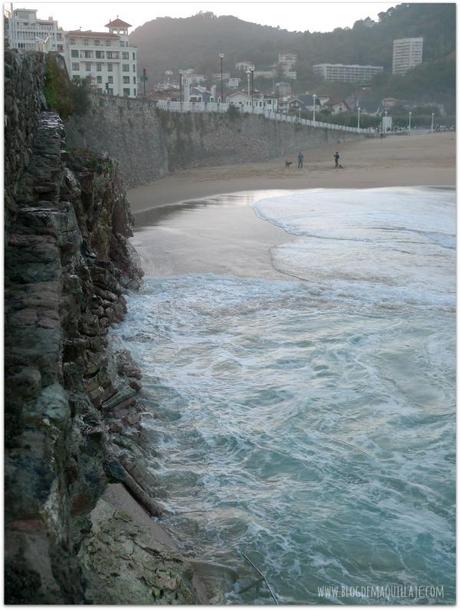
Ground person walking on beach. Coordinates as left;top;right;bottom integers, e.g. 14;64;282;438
297;151;304;169
334;151;340;168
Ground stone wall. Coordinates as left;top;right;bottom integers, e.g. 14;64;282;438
65;94;362;188
4;50;47;233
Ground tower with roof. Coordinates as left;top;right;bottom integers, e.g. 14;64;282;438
63;17;138;98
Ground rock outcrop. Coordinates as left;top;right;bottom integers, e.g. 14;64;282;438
4;49;231;604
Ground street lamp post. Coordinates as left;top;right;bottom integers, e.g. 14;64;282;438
408;111;412;133
246;69;251;109
312;94;317;124
179;71;183;109
219;52;224;103
250;68;254;110
357;106;361;130
431;112;435;133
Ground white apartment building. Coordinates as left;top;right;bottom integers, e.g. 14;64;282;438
235;61;255;72
313;63;383;83
64;18;138;98
392;37;423;75
278;53;297;70
6;8;64;52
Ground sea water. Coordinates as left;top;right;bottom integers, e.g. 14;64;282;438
112;187;456;604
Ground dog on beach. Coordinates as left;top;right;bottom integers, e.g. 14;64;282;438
285;160;293;168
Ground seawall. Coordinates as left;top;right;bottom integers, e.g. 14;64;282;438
65;94;363;188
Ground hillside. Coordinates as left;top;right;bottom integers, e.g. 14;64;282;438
130;4;455;104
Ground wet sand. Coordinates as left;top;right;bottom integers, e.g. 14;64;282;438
128;132;455;213
131;191;291;278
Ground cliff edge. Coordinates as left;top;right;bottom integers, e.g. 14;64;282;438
4;50;233;604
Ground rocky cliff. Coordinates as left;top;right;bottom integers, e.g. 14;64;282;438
65;94;362;188
5;50;232;604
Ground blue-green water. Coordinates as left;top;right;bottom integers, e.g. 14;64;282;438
113;188;455;604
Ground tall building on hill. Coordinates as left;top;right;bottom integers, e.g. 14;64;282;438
64;18;138;97
313;63;383;83
392;37;423;75
6;8;63;52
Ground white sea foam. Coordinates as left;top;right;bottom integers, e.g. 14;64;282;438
253;187;456;308
112;187;456;604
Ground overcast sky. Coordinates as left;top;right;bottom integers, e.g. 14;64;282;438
8;1;397;33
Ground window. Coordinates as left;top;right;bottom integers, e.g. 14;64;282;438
132;64;136;72
96;63;102;72
123;88;130;96
122;51;129;59
108;76;113;83
84;39;89;46
95;50;104;58
122;64;129;72
84;50;92;58
134;88;137;96
70;38;76;45
123;76;130;84
133;76;136;84
96;75;102;83
132;52;136;60
85;62;91;71
72;62;80;71
95;39;100;46
105;40;111;46
71;49;79;58
107;63;113;72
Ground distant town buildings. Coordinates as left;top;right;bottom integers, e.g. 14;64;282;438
392;37;423;75
226;90;278;112
276;81;292;97
278;53;297;70
277;52;297;80
313;63;383;83
254;68;275;79
235;61;255;72
6;8;63;52
212;71;230;81
226;77;241;89
64;18;138;98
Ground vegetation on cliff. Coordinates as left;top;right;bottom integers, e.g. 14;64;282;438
44;54;91;119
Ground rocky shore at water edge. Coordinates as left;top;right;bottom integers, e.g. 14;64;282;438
4;49;236;604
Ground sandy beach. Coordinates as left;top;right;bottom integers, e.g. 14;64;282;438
128;132;455;213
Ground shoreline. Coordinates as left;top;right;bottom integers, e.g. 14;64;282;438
122;132;456;603
127;132;455;214
130;191;291;279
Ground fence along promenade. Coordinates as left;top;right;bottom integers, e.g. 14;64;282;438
155;99;374;135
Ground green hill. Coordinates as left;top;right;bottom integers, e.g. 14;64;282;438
130;3;455;104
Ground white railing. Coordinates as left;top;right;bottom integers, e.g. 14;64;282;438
155;100;374;134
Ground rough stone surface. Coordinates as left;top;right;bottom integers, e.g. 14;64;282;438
5;51;220;604
65;93;363;188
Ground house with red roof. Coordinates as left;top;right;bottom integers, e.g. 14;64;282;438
63;17;138;98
